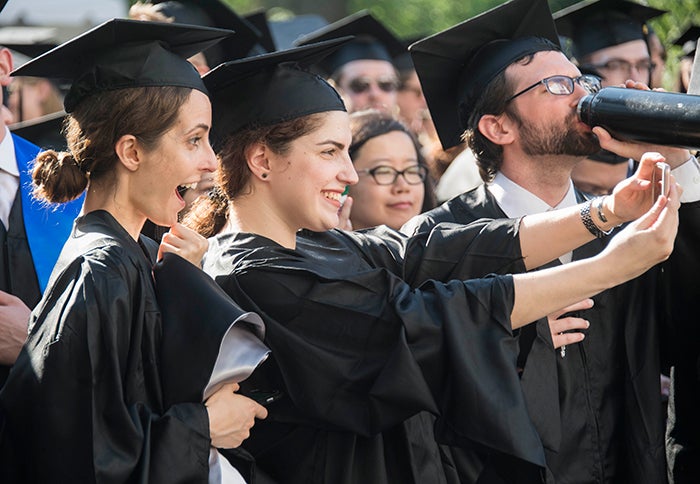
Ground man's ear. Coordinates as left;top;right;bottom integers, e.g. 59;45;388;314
477;113;515;146
245;141;271;181
114;134;141;172
0;48;14;87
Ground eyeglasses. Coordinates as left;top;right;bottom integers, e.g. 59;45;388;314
357;165;427;185
581;59;655;75
506;74;602;103
346;77;399;94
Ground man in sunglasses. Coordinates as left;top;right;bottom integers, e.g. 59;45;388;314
405;0;700;483
295;11;403;114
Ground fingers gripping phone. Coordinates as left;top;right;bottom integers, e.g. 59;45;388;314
652;162;670;202
245;389;283;406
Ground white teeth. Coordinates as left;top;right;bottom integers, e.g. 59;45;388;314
178;182;198;191
324;192;341;201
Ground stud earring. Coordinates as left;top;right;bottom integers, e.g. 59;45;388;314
261;173;268;179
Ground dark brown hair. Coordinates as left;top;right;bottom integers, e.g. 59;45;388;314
349;109;436;212
184;113;327;238
32;86;192;204
463;53;538;182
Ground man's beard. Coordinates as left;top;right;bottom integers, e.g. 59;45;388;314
514;110;601;157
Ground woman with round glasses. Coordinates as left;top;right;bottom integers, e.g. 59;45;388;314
347;110;436;230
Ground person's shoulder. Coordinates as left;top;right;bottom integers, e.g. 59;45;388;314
10;132;40;158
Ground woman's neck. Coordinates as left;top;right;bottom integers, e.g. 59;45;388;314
83;182;144;241
226;195;298;249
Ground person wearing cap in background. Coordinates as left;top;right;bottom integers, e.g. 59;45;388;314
405;0;700;482
295;11;404;114
554;0;665;88
0;18;270;483
672;25;700;94
130;0;265;74
0;0;81;391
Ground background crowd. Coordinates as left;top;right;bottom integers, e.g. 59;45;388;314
0;0;698;483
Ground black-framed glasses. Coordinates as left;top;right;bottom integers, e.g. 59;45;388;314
581;59;655;75
506;74;602;103
347;77;400;94
357;164;427;185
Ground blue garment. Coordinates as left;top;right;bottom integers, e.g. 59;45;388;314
14;133;82;292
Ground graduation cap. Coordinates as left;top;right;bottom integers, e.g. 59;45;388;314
9;110;67;151
554;0;665;59
151;0;262;64
244;9;277;53
673;25;700;57
294;10;404;77
10;18;233;113
203;38;349;141
393;35;425;73
268;14;328;51
4;41;56;60
410;0;560;150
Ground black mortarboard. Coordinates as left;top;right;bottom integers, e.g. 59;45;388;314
393;35;424;73
410;0;560;150
244;9;277;53
204;38;349;141
294;11;404;77
10;110;67;151
152;0;262;64
673;25;700;57
4;42;57;60
11;19;232;113
554;0;665;59
268;14;328;51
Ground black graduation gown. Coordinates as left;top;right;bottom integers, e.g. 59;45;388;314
0;191;41;386
0;211;212;484
203;220;548;484
403;184;675;484
664;199;700;484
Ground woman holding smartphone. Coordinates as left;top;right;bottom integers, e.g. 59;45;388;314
185;40;679;483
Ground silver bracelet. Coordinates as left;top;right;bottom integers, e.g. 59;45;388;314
580;200;614;238
593;196;608;223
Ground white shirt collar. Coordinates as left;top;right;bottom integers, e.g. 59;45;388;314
488;171;578;218
0;126;19;177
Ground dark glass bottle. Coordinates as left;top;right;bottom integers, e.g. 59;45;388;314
577;87;700;149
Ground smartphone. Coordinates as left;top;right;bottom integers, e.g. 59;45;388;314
244;389;283;406
651;161;670;201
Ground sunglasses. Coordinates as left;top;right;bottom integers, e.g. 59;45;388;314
346;77;399;95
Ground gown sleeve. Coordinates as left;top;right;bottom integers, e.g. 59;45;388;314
0;245;211;484
338;217;526;285
209;240;546;469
